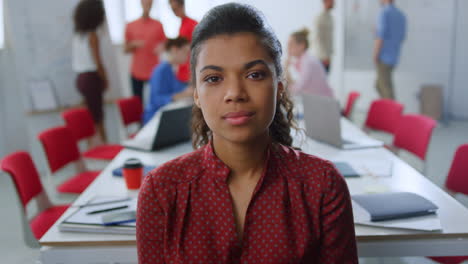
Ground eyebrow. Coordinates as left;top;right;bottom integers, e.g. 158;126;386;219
199;59;269;74
244;59;268;70
199;65;223;73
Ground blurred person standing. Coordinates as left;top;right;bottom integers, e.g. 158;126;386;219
285;29;334;98
313;0;334;74
72;0;109;143
374;0;406;99
169;0;198;83
124;0;166;103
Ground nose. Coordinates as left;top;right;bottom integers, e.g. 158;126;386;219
223;77;248;103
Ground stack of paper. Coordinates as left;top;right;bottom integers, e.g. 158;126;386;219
59;196;137;235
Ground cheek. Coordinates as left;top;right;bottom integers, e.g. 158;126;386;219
196;88;218;123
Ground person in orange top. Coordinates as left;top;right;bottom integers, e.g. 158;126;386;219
124;0;166;103
169;0;198;83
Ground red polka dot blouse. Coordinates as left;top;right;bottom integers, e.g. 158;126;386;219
137;143;358;263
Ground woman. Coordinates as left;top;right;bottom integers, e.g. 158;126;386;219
285;28;334;97
142;37;193;124
72;0;108;143
137;3;357;263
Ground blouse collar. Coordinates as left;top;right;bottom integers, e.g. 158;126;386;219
201;141;275;183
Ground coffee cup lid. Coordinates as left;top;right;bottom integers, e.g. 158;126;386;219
123;158;143;169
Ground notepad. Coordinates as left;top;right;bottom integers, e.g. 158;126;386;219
59;196;137;235
352;192;438;222
333;162;361;178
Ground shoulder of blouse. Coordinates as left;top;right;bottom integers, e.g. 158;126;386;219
274;144;339;185
146;147;206;186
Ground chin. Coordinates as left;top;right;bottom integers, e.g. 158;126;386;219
216;129;270;146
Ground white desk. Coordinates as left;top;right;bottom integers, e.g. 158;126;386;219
40;120;468;263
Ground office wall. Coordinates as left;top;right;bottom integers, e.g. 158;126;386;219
342;0;466;119
0;0;126;157
450;0;468;119
0;1;29;158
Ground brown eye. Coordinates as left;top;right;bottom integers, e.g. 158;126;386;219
204;76;222;83
247;71;266;80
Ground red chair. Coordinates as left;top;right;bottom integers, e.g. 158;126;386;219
1;151;70;246
343;91;360;118
38;126;100;194
116;96;143;138
392;114;437;161
429;144;468;263
62;107;123;160
364;99;404;134
445;144;468;195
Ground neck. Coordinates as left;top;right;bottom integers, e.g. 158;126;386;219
142;12;150;19
297;50;307;58
168;57;180;69
213;133;271;181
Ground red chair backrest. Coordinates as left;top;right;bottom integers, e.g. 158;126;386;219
393;114;437;161
343;91;360;118
38;126;81;173
62;108;96;142
445;144;468;195
116;96;143;126
1;151;43;207
364;99;404;134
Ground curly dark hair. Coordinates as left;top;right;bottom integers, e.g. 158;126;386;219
190;3;297;149
73;0;105;34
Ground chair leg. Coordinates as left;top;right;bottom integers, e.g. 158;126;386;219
19;207;40;248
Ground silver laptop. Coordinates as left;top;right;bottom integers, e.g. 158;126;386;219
302;95;383;150
122;101;193;151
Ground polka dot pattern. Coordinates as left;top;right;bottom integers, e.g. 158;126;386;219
137;143;358;263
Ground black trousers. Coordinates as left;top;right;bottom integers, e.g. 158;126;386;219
131;76;148;103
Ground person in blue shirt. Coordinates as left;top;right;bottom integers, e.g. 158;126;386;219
143;37;193;124
373;0;406;99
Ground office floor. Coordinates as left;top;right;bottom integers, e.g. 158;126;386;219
0;106;467;264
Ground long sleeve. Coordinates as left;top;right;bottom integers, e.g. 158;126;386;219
137;175;165;263
318;166;358;263
289;54;333;97
143;64;174;124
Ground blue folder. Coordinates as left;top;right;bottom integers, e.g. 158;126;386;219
112;165;157;177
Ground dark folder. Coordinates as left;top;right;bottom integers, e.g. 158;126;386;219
352;192;438;222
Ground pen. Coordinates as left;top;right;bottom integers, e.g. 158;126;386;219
77;197;132;208
86;205;129;215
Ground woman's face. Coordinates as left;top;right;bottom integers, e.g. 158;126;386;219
193;33;283;145
287;36;303;57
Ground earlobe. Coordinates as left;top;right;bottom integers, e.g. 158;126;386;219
277;81;285;100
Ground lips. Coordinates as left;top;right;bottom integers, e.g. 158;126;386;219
222;111;255;125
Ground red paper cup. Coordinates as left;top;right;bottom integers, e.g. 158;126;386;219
122;158;143;190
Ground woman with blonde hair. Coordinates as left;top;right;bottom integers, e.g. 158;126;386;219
286;28;334;97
